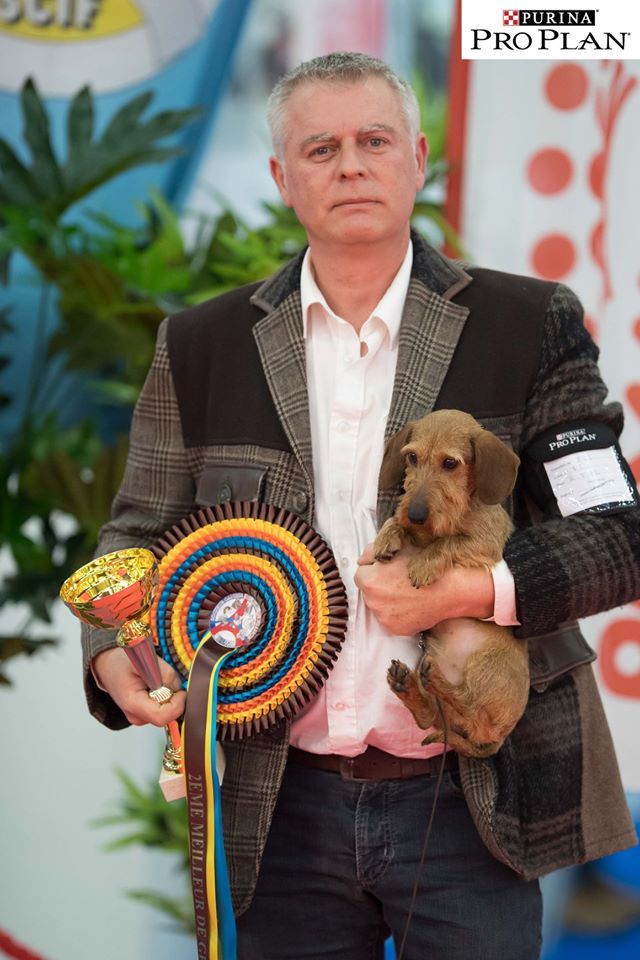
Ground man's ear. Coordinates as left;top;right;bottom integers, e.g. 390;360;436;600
472;429;520;505
379;422;414;489
415;132;428;191
269;155;291;207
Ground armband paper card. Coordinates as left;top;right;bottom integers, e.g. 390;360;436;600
523;422;639;518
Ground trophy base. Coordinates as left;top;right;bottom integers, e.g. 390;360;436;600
158;743;227;802
159;766;186;802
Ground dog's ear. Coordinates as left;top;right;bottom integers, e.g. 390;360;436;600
379;422;414;489
472;429;520;504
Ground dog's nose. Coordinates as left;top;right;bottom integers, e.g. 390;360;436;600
407;499;429;524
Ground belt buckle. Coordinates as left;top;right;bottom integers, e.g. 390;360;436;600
338;756;368;781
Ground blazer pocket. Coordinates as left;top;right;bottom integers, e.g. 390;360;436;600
528;623;596;692
195;462;267;507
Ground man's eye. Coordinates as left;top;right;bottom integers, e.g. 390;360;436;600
442;458;459;471
368;137;385;147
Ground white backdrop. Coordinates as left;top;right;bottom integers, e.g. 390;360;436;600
457;57;640;789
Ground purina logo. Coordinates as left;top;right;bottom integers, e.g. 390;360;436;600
461;1;639;59
502;10;597;28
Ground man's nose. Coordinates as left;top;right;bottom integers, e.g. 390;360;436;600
337;142;366;178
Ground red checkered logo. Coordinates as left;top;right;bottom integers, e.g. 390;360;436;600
503;9;520;25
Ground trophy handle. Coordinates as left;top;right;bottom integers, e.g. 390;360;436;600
117;626;182;772
118;622;171;699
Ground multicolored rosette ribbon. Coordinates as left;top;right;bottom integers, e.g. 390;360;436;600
149;500;348;960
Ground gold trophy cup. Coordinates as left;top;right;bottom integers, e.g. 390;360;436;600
60;548;182;773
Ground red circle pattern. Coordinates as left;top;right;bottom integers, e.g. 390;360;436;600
545;64;589;110
626;384;640;420
531;234;576;280
527;66;589;283
588;152;606;200
598;619;640;699
527;148;573;195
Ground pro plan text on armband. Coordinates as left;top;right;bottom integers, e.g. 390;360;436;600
548;427;597;452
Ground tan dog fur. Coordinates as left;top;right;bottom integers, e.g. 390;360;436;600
373;409;529;758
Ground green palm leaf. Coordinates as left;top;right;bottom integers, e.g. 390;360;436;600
0;78;200;226
21;78;65;197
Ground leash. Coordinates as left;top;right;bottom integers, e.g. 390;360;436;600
395;696;449;960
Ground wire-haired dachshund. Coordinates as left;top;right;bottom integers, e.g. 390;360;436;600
374;409;529;758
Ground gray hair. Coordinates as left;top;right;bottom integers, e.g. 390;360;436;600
266;51;421;154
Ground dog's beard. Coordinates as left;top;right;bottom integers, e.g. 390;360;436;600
401;513;465;540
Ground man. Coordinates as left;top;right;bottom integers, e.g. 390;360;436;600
82;53;639;959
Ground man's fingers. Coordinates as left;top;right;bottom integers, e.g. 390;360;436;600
123;688;186;727
93;646;186;727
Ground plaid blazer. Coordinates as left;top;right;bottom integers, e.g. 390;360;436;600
82;234;638;914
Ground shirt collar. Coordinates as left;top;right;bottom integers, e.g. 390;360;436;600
300;242;413;348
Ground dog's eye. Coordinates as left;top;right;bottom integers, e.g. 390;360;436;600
442;458;459;471
405;451;418;466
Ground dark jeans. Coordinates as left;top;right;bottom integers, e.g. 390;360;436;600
236;760;542;960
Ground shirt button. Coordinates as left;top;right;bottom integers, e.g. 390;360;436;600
334;702;346;711
341;556;350;566
337;420;350;432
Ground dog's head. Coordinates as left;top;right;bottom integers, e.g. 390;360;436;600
379;410;520;536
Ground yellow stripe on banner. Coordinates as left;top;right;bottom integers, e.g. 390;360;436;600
0;0;144;41
205;662;219;959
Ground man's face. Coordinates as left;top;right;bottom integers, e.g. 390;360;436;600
269;77;428;250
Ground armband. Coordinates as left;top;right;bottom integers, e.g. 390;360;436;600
522;421;639;519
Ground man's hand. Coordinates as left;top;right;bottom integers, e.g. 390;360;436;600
92;647;186;727
355;544;495;635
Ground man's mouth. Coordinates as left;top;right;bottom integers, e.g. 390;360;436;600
333;198;379;207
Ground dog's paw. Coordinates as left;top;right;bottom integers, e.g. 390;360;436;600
421;731;440;746
387;659;411;693
374;545;398;562
374;537;402;562
373;521;404;562
407;555;435;589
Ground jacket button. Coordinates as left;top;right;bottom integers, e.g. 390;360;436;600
292;491;309;513
219;482;232;503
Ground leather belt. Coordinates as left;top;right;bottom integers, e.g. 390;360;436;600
287;745;458;781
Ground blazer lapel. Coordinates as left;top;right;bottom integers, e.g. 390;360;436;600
378;240;473;525
385;278;471;438
252;288;314;489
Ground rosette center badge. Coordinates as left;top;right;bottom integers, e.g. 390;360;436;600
209;593;263;649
